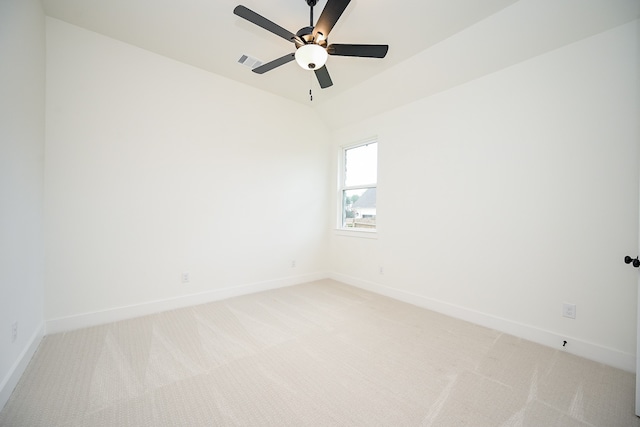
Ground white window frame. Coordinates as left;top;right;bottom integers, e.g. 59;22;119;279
337;138;378;235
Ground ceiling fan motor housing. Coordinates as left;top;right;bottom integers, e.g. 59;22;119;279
294;27;327;48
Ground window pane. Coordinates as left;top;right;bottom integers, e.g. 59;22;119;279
342;188;376;229
345;143;377;187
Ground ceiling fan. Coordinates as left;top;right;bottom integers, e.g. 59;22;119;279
233;0;389;89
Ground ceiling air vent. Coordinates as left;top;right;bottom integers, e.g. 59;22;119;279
238;54;262;69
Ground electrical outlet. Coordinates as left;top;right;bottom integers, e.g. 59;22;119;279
379;266;384;275
11;322;18;343
562;303;576;319
291;260;296;268
181;272;190;283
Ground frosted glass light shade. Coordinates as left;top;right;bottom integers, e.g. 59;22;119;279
295;44;328;70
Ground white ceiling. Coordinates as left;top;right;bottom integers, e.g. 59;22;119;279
42;0;639;127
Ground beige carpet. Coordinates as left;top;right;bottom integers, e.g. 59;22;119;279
0;279;638;426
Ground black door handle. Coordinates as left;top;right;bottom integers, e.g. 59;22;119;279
624;256;640;268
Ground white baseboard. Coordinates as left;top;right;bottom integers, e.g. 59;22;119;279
329;272;636;373
43;271;635;372
0;322;44;411
46;272;327;334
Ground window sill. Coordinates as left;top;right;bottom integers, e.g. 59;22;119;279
333;228;378;239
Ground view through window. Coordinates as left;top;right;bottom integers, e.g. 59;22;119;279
341;141;377;230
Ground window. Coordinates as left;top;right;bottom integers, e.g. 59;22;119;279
340;140;377;230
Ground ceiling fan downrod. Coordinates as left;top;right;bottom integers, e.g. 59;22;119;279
307;0;317;27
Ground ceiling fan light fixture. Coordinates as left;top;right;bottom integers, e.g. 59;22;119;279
295;44;328;70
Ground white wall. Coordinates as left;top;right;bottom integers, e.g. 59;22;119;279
44;18;331;330
329;21;639;371
0;0;46;409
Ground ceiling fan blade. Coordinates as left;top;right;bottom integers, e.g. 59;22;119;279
234;5;296;43
252;53;295;74
327;44;389;58
314;65;333;89
313;0;351;40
